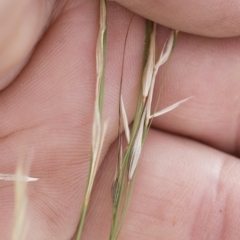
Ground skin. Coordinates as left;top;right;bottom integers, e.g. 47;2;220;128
0;0;240;239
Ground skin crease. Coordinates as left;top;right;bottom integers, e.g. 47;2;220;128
0;0;240;239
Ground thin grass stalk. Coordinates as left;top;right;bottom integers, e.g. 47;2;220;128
76;0;107;239
97;0;107;113
111;15;137;237
128;21;153;145
114;167;137;240
110;20;154;240
122;31;190;240
116;14;134;177
110;154;128;239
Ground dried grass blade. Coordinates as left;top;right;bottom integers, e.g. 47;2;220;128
0;174;38;182
128;109;146;180
92;119;108;185
146;31;175;120
96;0;107;110
76;1;107;239
150;97;192;119
92;101;101;162
154;30;175;70
142;23;156;98
120;96;130;144
76;120;108;240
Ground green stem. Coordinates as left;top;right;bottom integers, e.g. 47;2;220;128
76;193;90;239
76;0;107;239
98;7;107;114
109;19;153;240
115;173;136;239
110;153;129;239
76;158;94;240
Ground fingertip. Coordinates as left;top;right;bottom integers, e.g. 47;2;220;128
0;0;55;90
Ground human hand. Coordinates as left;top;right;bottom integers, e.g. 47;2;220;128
1;0;240;239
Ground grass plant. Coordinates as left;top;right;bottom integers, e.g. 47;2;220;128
76;0;108;239
109;21;184;240
0;1;193;240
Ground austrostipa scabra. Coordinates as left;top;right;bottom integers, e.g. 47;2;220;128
110;21;190;240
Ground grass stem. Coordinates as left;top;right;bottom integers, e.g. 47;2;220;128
76;1;107;239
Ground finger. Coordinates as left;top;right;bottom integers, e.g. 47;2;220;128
82;14;240;157
0;0;55;90
0;2;145;239
105;4;240;155
112;0;240;37
3;2;238;166
82;129;240;239
0;3;143;140
151;29;240;155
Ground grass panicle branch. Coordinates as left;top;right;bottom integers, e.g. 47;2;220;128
110;21;189;240
76;0;108;239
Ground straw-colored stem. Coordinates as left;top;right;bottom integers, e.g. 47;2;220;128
109;20;153;240
76;183;92;239
76;0;107;239
110;21;184;240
